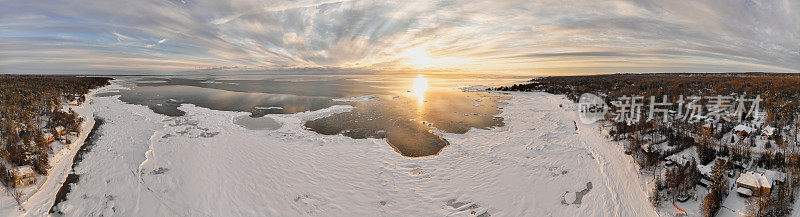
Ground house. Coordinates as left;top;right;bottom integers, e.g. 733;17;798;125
11;166;36;187
759;169;787;188
43;132;55;144
736;171;771;197
733;124;755;137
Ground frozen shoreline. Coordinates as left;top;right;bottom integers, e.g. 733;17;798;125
2;82;658;216
0;84;111;216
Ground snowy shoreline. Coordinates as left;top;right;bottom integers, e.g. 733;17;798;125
0;83;114;216
2;82;658;216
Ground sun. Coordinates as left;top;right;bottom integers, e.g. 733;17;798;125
402;47;435;69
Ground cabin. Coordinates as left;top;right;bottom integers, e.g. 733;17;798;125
43;132;55;144
733;124;755;137
736;171;771;197
760;169;787;189
68;131;79;137
11;166;36;187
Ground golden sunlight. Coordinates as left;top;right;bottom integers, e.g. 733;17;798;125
402;47;435;69
411;74;428;108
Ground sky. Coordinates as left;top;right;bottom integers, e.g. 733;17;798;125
0;0;799;75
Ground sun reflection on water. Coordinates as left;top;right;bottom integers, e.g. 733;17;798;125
412;74;428;109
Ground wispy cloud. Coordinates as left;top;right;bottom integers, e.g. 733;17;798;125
0;0;798;75
145;38;167;48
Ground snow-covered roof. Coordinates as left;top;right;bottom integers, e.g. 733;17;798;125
762;126;775;136
697;164;713;177
758;169;786;183
43;132;54;139
736;187;753;196
55;126;65;132
733;124;755;133
736;171;771;189
12;166;34;176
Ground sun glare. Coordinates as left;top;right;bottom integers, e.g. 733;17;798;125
412;74;428;108
403;47;435;69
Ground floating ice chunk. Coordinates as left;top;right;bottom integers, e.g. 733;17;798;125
167;98;183;104
332;95;379;102
255;106;283;110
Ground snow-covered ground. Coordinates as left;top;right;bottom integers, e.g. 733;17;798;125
3;83;658;216
0;87;104;216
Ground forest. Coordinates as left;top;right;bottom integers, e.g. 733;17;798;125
0;75;111;187
497;73;800;217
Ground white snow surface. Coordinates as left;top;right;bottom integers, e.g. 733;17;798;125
5;86;658;216
331;95;378;102
460;85;490;92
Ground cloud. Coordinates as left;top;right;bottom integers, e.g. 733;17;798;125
0;0;798;74
145;38;167;48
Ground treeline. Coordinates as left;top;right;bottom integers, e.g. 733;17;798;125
0;75;111;176
496;73;800;124
498;73;800;217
